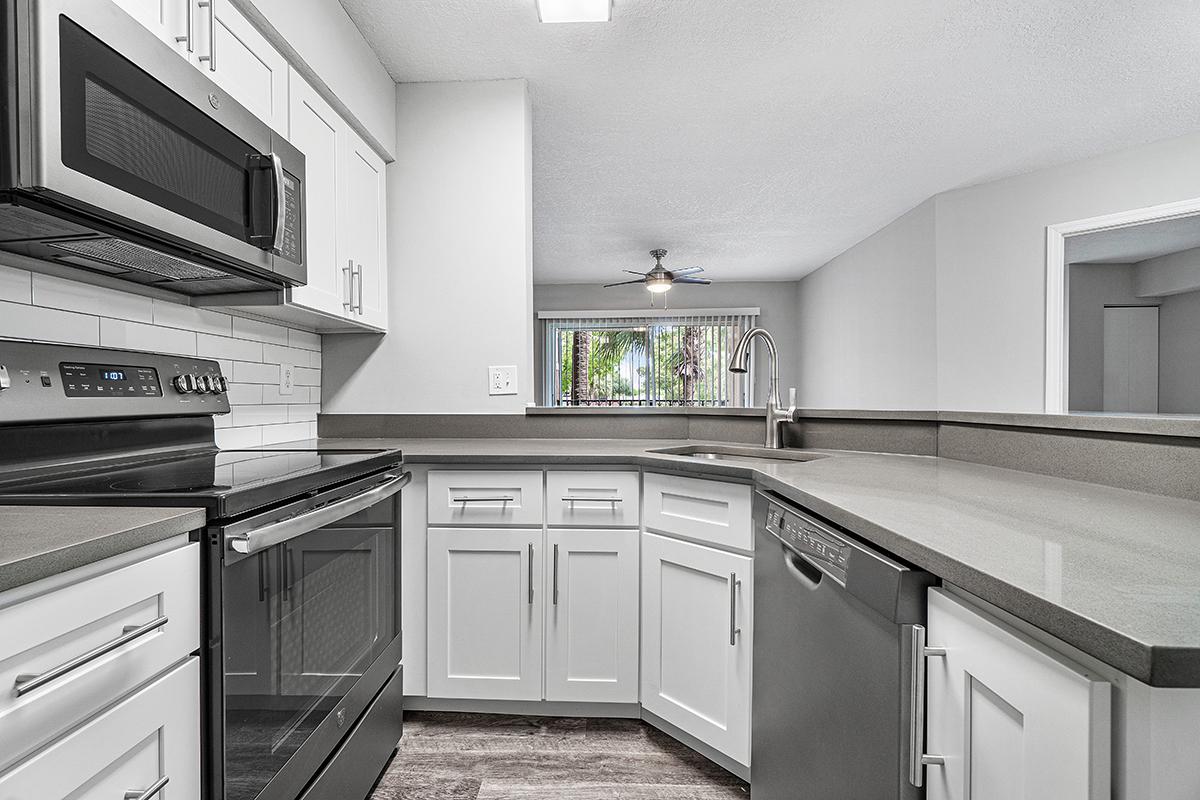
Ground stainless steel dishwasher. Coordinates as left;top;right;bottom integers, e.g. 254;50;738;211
752;491;935;799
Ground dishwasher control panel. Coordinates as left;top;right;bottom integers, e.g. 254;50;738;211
765;502;851;584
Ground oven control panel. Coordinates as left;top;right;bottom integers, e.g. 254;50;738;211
0;341;230;422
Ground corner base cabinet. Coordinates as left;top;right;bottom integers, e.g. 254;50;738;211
640;531;752;767
923;588;1111;800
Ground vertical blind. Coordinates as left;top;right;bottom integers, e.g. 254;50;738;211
540;309;758;407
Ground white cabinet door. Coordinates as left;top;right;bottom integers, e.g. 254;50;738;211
925;588;1111;800
339;128;388;330
545;528;639;703
110;0;189;53
192;0;288;131
427;528;543;700
286;71;348;319
641;531;752;766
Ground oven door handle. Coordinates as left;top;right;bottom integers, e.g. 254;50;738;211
229;472;411;555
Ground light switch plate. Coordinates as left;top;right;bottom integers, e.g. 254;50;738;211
489;365;517;396
279;363;295;396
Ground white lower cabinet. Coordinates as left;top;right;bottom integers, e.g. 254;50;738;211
0;657;200;800
924;588;1111;800
640;531;752;767
427;528;544;700
545;528;639;703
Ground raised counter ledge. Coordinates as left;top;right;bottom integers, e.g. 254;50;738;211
0;506;206;593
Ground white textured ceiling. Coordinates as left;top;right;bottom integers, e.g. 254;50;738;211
339;0;1200;283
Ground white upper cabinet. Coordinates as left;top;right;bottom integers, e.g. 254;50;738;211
339;128;388;330
192;0;289;132
287;72;347;318
923;588;1111;800
110;0;189;53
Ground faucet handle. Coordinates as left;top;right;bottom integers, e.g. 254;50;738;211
788;387;796;408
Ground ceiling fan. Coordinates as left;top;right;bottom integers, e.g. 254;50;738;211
603;249;711;297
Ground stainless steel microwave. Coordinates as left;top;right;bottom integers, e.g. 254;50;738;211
0;0;305;295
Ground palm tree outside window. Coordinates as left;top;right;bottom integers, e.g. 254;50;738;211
539;309;758;407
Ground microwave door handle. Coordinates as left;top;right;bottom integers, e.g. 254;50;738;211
269;152;284;254
228;472;410;555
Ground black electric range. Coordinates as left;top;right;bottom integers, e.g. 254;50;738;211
0;341;408;800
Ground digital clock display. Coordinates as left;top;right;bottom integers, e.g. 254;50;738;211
100;370;127;381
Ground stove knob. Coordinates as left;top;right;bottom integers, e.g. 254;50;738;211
172;374;197;394
197;374;213;393
212;375;228;394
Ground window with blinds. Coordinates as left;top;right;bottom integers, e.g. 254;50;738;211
539;309;758;407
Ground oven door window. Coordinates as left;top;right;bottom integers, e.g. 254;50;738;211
57;16;253;243
222;525;395;800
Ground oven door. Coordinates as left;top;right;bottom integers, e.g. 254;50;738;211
8;0;304;284
209;470;409;800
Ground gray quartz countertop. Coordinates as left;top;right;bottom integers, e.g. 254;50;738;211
271;436;1200;687
0;506;205;593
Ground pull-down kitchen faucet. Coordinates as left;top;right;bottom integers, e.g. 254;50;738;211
729;327;795;448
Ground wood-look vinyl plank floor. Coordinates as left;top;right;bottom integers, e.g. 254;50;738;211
371;712;750;800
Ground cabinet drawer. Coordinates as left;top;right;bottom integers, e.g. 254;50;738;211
0;657;200;800
546;471;640;527
643;473;753;551
428;470;544;526
0;542;200;770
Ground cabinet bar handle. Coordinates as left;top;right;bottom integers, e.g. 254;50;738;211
175;1;193;51
451;495;516;503
124;776;169;800
527;543;535;605
13;616;168;697
197;0;215;70
552;543;559;605
561;496;623;503
355;263;364;315
728;573;741;646
908;624;947;787
343;261;353;310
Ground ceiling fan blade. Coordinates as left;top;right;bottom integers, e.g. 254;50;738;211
672;277;712;285
671;266;704;276
623;269;649;276
603;279;647;288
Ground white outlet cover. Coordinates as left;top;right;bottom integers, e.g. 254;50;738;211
489;365;517;396
280;362;295;396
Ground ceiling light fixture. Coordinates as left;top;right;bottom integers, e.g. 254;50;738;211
535;0;612;24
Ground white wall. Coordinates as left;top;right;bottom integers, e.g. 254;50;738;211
795;131;1200;412
794;199;937;409
242;0;396;157
1135;246;1200;298
533;281;801;406
322;79;534;415
0;262;321;447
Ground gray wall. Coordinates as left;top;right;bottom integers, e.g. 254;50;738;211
794;198;937;409
533;281;800;407
1159;289;1200;413
795;130;1200;412
1067;263;1152;412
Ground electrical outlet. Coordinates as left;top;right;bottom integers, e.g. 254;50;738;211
489;365;517;396
279;363;295;396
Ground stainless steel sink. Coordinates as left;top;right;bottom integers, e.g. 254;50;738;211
648;445;830;463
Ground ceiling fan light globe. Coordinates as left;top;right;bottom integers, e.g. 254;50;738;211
646;279;672;293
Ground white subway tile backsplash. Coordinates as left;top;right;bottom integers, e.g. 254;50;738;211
100;318;197;356
233;361;279;384
0;261;321;449
0;300;100;345
232;317;290;347
288;328;321;351
261;422;313;445
33;273;155;324
153;301;233;337
0;265;33;304
197;332;262;362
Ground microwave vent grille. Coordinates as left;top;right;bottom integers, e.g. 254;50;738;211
48;238;226;281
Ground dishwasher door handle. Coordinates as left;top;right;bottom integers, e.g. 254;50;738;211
781;544;823;589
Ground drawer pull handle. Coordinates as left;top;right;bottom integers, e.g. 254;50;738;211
124;776;169;800
561;496;623;504
13;615;169;697
452;495;516;503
